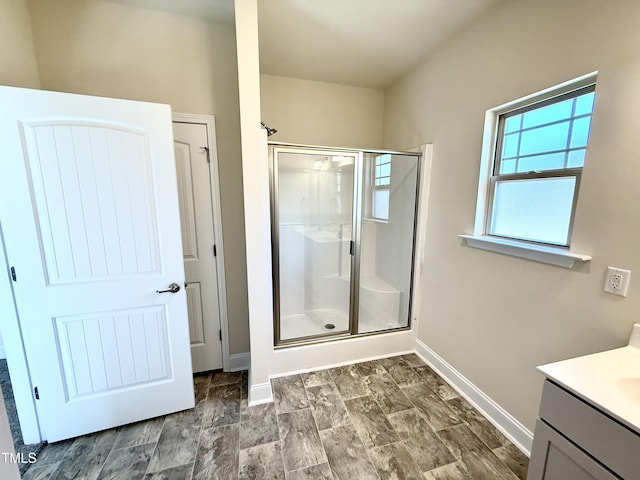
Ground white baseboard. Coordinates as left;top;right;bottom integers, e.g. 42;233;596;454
0;345;5;360
228;352;250;372
415;339;533;456
248;381;273;406
229;352;271;405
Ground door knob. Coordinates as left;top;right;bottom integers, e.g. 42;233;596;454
156;283;181;294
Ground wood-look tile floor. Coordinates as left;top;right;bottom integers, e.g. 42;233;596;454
22;354;529;480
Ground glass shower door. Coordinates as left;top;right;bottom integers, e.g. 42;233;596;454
272;148;356;342
357;153;419;334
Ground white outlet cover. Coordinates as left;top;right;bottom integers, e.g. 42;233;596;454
604;266;631;297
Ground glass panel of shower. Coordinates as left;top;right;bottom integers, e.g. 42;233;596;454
270;144;421;346
271;147;357;342
358;153;419;334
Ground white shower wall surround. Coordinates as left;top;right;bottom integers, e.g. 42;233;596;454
269;144;421;346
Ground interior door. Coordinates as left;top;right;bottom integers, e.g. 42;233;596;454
172;121;223;372
0;86;194;442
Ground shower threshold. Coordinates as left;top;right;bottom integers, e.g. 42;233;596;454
280;308;408;341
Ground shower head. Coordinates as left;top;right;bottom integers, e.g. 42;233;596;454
261;121;278;137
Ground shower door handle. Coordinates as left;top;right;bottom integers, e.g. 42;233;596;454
349;240;355;256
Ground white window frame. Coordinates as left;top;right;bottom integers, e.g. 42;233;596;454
461;72;597;268
363;154;391;223
372;154;391;221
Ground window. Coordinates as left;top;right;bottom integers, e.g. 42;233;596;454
371;154;391;220
463;73;597;268
488;85;595;246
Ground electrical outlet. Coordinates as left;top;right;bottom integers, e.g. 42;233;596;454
604;267;631;297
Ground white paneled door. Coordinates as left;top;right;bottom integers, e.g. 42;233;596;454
172;120;223;372
0;86;194;442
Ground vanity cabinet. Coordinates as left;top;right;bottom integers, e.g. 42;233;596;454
528;380;640;480
528;420;618;479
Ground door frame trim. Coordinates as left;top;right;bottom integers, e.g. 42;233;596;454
172;113;231;371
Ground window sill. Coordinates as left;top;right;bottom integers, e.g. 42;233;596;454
458;234;591;269
363;217;389;224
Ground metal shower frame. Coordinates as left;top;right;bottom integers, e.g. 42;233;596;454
268;142;422;348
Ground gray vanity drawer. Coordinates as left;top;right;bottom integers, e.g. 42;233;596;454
539;380;640;479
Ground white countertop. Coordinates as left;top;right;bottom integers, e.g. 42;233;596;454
538;324;640;435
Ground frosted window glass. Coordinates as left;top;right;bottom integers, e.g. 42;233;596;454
519;122;570;156
373;189;389;220
490;177;577;245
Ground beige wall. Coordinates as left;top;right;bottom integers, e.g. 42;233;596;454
0;0;40;88
27;0;249;353
384;0;640;431
260;74;385;148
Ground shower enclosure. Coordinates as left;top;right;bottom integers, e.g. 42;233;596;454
269;144;421;346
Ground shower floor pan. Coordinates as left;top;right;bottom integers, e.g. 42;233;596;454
281;308;349;340
280;305;406;341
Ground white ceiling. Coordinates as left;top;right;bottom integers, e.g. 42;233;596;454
106;0;500;89
257;0;500;89
106;0;235;24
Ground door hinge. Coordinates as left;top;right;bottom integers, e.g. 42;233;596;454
34;387;39;400
213;245;217;257
10;266;17;282
219;329;222;342
349;241;355;256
